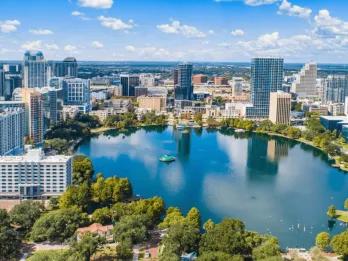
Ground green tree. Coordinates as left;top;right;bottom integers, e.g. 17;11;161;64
73;155;94;185
92;207;112;225
197;252;243;261
27;250;69;261
115;239;133;260
199;219;249;256
315;232;330;251
252;237;281;260
344;198;348;210
327;205;336;219
194;113;203;126
159;207;185;229
113;215;148;244
203;219;215;232
186;207;201;229
0;219;21;260
0;209;10;227
91;175;132;206
69;233;104;261
31;207;88;243
59;182;91;211
161;222;200;257
330;230;348;258
9;200;44;236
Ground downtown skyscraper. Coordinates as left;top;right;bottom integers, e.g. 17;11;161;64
174;63;193;101
23;51;47;88
246;58;284;119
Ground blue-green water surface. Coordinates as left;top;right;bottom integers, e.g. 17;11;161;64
77;127;348;248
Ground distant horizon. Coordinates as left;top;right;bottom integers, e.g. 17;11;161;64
2;59;348;67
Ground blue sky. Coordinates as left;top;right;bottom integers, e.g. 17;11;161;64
0;0;348;62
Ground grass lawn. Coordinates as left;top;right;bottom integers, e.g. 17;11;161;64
336;210;348;223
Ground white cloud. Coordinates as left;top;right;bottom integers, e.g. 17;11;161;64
125;45;136;52
231;29;245;36
71;11;89;20
45;44;59;50
64;44;77;52
29;29;53;35
0;20;20;33
157;20;206;38
21;40;42;51
278;0;312;18
98;16;134;31
91;41;104;49
72;11;84;16
235;32;313;57
314;9;348;37
78;0;113;9
244;0;278;6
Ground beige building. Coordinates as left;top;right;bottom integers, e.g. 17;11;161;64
291;63;317;97
269;91;291;125
137;96;166;112
21;88;44;145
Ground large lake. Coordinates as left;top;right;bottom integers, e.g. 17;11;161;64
77;127;348;248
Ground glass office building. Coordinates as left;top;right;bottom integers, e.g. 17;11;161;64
174;63;193;101
246;58;284;119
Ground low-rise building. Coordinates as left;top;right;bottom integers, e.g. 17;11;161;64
192;74;208;85
76;223;113;242
0;148;72;199
214;76;229;86
62;105;80;121
89;108;116;123
137;96;166;112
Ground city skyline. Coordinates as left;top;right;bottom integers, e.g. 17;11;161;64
0;0;348;63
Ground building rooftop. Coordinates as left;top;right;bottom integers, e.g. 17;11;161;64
0;148;72;163
320;115;348;121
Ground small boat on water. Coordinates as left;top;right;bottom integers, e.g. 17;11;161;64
176;124;186;130
159;154;176;163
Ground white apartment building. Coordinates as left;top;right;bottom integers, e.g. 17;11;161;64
0;148;72;199
292;63;317;98
0;108;25;156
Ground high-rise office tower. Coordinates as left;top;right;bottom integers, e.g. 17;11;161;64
23;51;47;88
120;75;140;97
40;87;59;127
0;68;4;98
50;57;78;78
22;88;44;145
323;75;348;104
291;63;317;97
269;91;291;125
173;69;179;85
174;63;193;101
246;58;284;119
0;107;25;156
62;78;90;112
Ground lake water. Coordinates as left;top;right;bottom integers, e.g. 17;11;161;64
76;127;348;248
